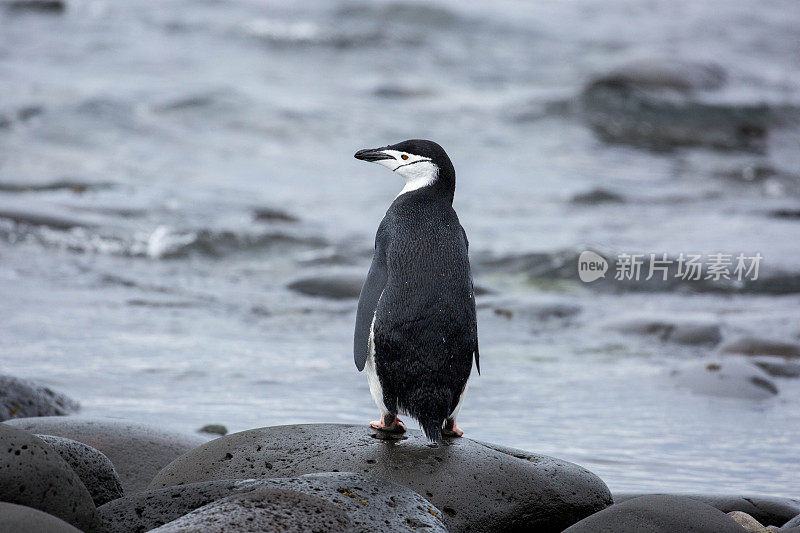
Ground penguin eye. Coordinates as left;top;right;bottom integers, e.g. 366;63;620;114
401;154;409;160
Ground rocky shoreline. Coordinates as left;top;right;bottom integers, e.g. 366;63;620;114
0;375;798;532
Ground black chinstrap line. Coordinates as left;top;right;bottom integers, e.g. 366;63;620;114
392;158;433;172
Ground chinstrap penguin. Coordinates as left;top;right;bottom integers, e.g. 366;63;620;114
353;139;479;443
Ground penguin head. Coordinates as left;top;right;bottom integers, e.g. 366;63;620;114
354;139;455;199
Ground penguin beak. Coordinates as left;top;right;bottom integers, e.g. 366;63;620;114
354;148;394;162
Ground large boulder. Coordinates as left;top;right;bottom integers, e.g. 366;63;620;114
149;490;353;532
5;417;207;493
0;502;82;533
0;375;79;421
0;424;98;532
563;494;746;532
36;434;124;506
614;493;800;527
148;424;612;532
99;472;446;533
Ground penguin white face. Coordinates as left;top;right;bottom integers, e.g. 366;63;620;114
354;147;439;196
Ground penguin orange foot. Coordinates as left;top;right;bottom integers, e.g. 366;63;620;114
442;418;464;438
370;414;407;433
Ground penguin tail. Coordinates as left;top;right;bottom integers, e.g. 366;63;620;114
418;415;444;444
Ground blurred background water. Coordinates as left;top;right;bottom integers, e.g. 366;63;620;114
1;0;799;496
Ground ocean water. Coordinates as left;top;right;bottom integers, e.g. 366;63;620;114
1;0;800;496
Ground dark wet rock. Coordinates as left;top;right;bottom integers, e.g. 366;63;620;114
613;493;800;527
35;434;124;506
581;59;773;151
570;188;625;205
752;356;800;378
287;274;364;299
0;424;98;531
0;375;79;421
719;337;800;358
0;502;83;533
2;0;65;13
564;494;746;532
101;472;444;533
5;417;207;494
148;424;611;532
670;359;779;399
198;424;228;436
252;207;299;223
149;489;354;533
604;314;722;346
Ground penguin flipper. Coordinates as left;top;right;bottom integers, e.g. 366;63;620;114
354;238;388;372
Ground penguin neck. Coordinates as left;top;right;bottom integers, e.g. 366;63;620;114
395;162;455;203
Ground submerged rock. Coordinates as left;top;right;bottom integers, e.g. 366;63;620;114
569;188;626;205
581;59;773;151
0;502;83;533
0;374;79;421
613;493;800;526
197;424;228;436
752;356;800;378
287;274;364;299
148;424;611;532
670;359;779;400
252;207;299;223
5;417;206;494
2;0;65;13
0;424;98;532
564;495;746;532
719;337;800;358
149;489;354;533
604;314;722;345
101;472;445;533
36;434;124;506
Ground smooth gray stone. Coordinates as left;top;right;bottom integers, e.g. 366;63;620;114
0;375;79;421
0;502;82;533
5;417;207;494
36;434;124;506
101;473;444;533
148;424;611;533
0;424;98;532
564;494;746;532
149;489;353;532
614;493;800;527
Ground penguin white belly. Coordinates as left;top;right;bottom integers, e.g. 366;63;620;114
366;311;389;415
449;380;469;420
